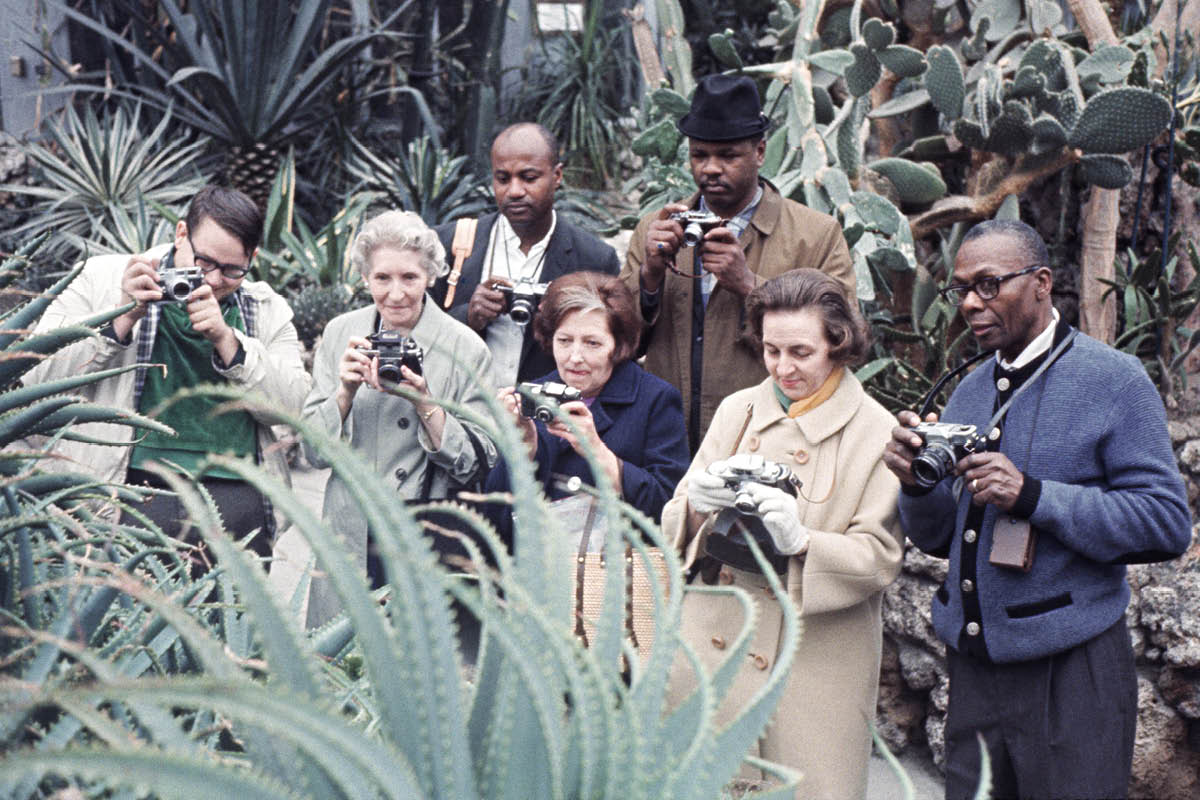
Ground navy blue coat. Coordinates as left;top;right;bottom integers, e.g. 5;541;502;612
484;360;689;544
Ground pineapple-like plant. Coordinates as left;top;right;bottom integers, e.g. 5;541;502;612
0;252;804;797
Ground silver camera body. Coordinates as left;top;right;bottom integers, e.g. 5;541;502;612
669;210;723;247
518;381;582;422
910;421;987;489
707;453;800;514
498;279;549;326
156;248;203;304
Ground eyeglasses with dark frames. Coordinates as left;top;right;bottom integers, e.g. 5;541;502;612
938;265;1043;305
187;233;251;280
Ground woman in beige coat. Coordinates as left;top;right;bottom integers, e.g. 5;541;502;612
662;269;903;800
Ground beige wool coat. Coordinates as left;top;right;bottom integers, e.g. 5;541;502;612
662;374;903;800
621;180;854;441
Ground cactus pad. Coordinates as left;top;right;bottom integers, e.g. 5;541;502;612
1029;0;1063;33
851;189;904;235
631;118;681;161
867;158;947;205
862;18;896;51
1077;44;1135;85
1019;40;1066;91
650;88;691;117
925;45;965;119
877;45;928;78
846;44;883;97
971;0;1021;42
1068;87;1172;154
987;101;1034;156
1011;66;1047;99
837;96;869;177
1043;90;1081;130
961;17;990;61
1079;154;1133;188
1030;114;1068;152
953;118;988;149
708;30;744;69
868;246;912;273
813;85;835;125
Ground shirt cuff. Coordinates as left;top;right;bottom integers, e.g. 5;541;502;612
100;322;132;346
213;342;246;370
1010;475;1041;519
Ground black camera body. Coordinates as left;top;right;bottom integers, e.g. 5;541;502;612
707;454;800;514
518;381;582;422
364;330;423;382
497;279;549;326
156;248;203;304
669;210;724;248
910;421;988;489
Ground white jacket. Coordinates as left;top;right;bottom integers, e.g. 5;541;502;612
24;248;312;498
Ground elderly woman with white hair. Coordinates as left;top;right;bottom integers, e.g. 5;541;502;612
302;210;496;627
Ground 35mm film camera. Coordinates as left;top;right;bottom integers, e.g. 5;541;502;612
156;248;203;304
497;278;549;326
669;210;724;248
362;330;423;382
707;454;801;512
518;381;582;422
703;454;802;575
909;421;988;489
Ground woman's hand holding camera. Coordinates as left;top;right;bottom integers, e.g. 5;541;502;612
547;402;622;492
687;464;737;513
335;336;376;419
743;483;810;556
497;386;538;457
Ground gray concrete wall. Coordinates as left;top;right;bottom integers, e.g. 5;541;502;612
0;0;68;135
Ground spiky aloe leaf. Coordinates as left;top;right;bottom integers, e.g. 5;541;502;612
0;262;85;351
861;17;896;50
1079;154;1134;188
845;43;882;97
877;44;926;78
924;45;965;119
1068;87;1172;154
868;158;947;205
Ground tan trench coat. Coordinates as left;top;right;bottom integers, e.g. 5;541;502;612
662;374;903;800
620;181;854;441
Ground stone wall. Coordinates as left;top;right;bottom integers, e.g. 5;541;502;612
877;418;1200;799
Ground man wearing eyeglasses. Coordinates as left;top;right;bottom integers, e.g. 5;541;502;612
883;219;1190;799
27;185;311;565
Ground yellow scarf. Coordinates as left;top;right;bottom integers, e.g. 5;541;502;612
779;367;844;418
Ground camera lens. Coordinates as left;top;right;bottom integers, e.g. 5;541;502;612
683;222;704;248
911;443;956;489
510;298;534;326
733;490;758;514
168;279;193;301
378;362;402;383
534;405;555;423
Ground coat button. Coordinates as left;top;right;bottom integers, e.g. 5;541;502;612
747;435;760;451
961;579;975;593
718;569;733;585
751;653;769;671
397;417;410;429
997;377;1011;391
394;468;408;482
988;426;1001;441
793;449;809;465
711;636;726;650
964;528;977;544
965;621;981;637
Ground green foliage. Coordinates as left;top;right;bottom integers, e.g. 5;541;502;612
345;135;491;227
0;102;206;262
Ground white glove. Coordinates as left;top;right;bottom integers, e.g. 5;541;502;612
687;463;737;513
743;482;810;556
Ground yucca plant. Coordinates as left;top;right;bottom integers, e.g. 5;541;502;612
0;364;804;798
345;134;491;227
0;102;206;263
49;0;403;206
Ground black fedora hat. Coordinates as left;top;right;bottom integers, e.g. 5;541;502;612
676;74;770;142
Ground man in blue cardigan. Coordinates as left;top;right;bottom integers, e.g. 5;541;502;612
884;220;1191;799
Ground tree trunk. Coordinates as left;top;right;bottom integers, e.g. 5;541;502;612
1065;0;1120;343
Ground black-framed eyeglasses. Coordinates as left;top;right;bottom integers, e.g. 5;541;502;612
938;265;1043;305
187;234;251;279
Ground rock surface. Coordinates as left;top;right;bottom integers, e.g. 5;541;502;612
876;418;1200;798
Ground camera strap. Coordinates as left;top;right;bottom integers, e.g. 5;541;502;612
981;329;1077;439
443;217;478;308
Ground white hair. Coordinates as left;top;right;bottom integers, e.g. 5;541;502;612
351;210;448;286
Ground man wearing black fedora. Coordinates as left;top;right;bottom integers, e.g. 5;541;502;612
621;74;854;451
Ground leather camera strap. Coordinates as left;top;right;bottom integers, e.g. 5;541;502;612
443;217;478;308
573;497;599;645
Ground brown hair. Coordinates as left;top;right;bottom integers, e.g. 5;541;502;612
533;271;641;363
185;185;264;256
745;269;869;365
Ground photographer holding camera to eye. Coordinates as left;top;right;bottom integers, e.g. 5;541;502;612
661;269;903;799
430;123;620;387
883;220;1192;800
302;210;497;628
25;185;311;565
620;74;856;452
483;272;689;549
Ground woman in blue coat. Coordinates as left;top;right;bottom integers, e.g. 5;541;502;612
486;271;688;543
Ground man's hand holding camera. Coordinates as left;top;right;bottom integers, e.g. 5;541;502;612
885;409;1024;512
641;204;754;297
114;255;164;340
186;284;240;367
466;276;512;332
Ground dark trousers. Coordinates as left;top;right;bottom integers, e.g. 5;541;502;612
944;618;1137;800
127;468;272;573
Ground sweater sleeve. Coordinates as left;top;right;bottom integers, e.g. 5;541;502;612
1030;371;1191;563
897;479;959;558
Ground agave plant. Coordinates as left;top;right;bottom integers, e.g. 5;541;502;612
48;0;404;206
345;134;491;227
0;102;206;262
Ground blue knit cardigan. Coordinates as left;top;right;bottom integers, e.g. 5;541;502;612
899;329;1191;663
